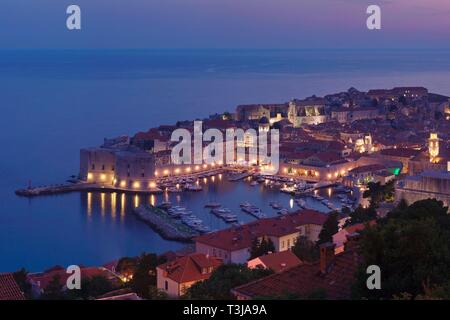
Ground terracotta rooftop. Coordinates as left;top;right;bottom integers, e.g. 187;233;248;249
0;273;25;300
310;151;345;164
349;164;386;174
250;251;303;273
380;148;421;158
133;128;170;142
232;249;359;300
194;210;328;251
157;253;222;284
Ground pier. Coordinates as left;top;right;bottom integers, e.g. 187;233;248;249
15;182;164;197
133;205;199;242
228;172;252;181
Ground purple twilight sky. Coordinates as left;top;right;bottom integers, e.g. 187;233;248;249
0;0;449;49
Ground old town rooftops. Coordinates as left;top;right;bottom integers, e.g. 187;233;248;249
0;273;25;300
379;148;421;158
250;250;303;273
157;253;222;283
348;164;386;174
232;248;359;300
194;210;328;251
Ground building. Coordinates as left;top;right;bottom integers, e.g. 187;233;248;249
194;210;328;264
247;250;302;273
331;107;381;124
396;169;450;210
235;104;288;122
374;148;421;174
232;234;361;300
279;152;353;182
345;164;391;187
80;146;157;190
288;98;328;127
156;253;222;298
0;273;25;300
428;133;440;160
367;87;428;101
333;221;375;254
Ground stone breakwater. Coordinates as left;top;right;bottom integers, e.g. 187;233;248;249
133;205;199;242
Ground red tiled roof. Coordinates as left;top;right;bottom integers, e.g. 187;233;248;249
252;251;302;273
310;151;344;164
349;164;386;174
195;210;328;251
0;273;25;300
380;148;420;158
134;128;170;142
233;249;359;300
345;220;376;234
157;253;222;284
203;119;237;129
284;151;316;160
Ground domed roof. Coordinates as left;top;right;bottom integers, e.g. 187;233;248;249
259;116;269;124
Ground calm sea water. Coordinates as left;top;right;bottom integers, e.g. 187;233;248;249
1;49;450;272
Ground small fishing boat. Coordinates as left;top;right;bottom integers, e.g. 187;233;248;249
158;201;172;209
270;201;282;210
240;202;251;208
277;209;289;215
185;184;203;192
167;187;182;193
205;202;221;208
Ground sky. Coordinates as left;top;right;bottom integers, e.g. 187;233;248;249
0;0;449;49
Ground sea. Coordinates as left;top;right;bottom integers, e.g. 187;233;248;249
1;48;450;272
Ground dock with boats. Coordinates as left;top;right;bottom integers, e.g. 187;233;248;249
240;202;266;219
133;205;201;242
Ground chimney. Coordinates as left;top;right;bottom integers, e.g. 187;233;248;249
319;242;336;274
345;232;361;252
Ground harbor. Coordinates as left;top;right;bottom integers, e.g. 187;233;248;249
81;172;359;236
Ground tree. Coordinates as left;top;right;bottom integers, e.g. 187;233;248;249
184;264;273;300
352;199;450;300
249;237;275;260
116;256;138;275
67;275;114;300
40;275;65;300
317;212;339;245
363;181;396;206
292;236;320;263
344;205;377;227
131;253;166;299
13;268;32;299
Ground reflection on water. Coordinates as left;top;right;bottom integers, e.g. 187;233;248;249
111;192;116;218
80;175;345;231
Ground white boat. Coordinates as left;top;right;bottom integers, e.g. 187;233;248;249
270;202;282;210
185;184;203;192
240;202;251;208
205;202;221;208
277;209;289;215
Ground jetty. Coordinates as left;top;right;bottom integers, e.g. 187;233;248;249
133;205;199;242
228;172;252;181
15;182;163;197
